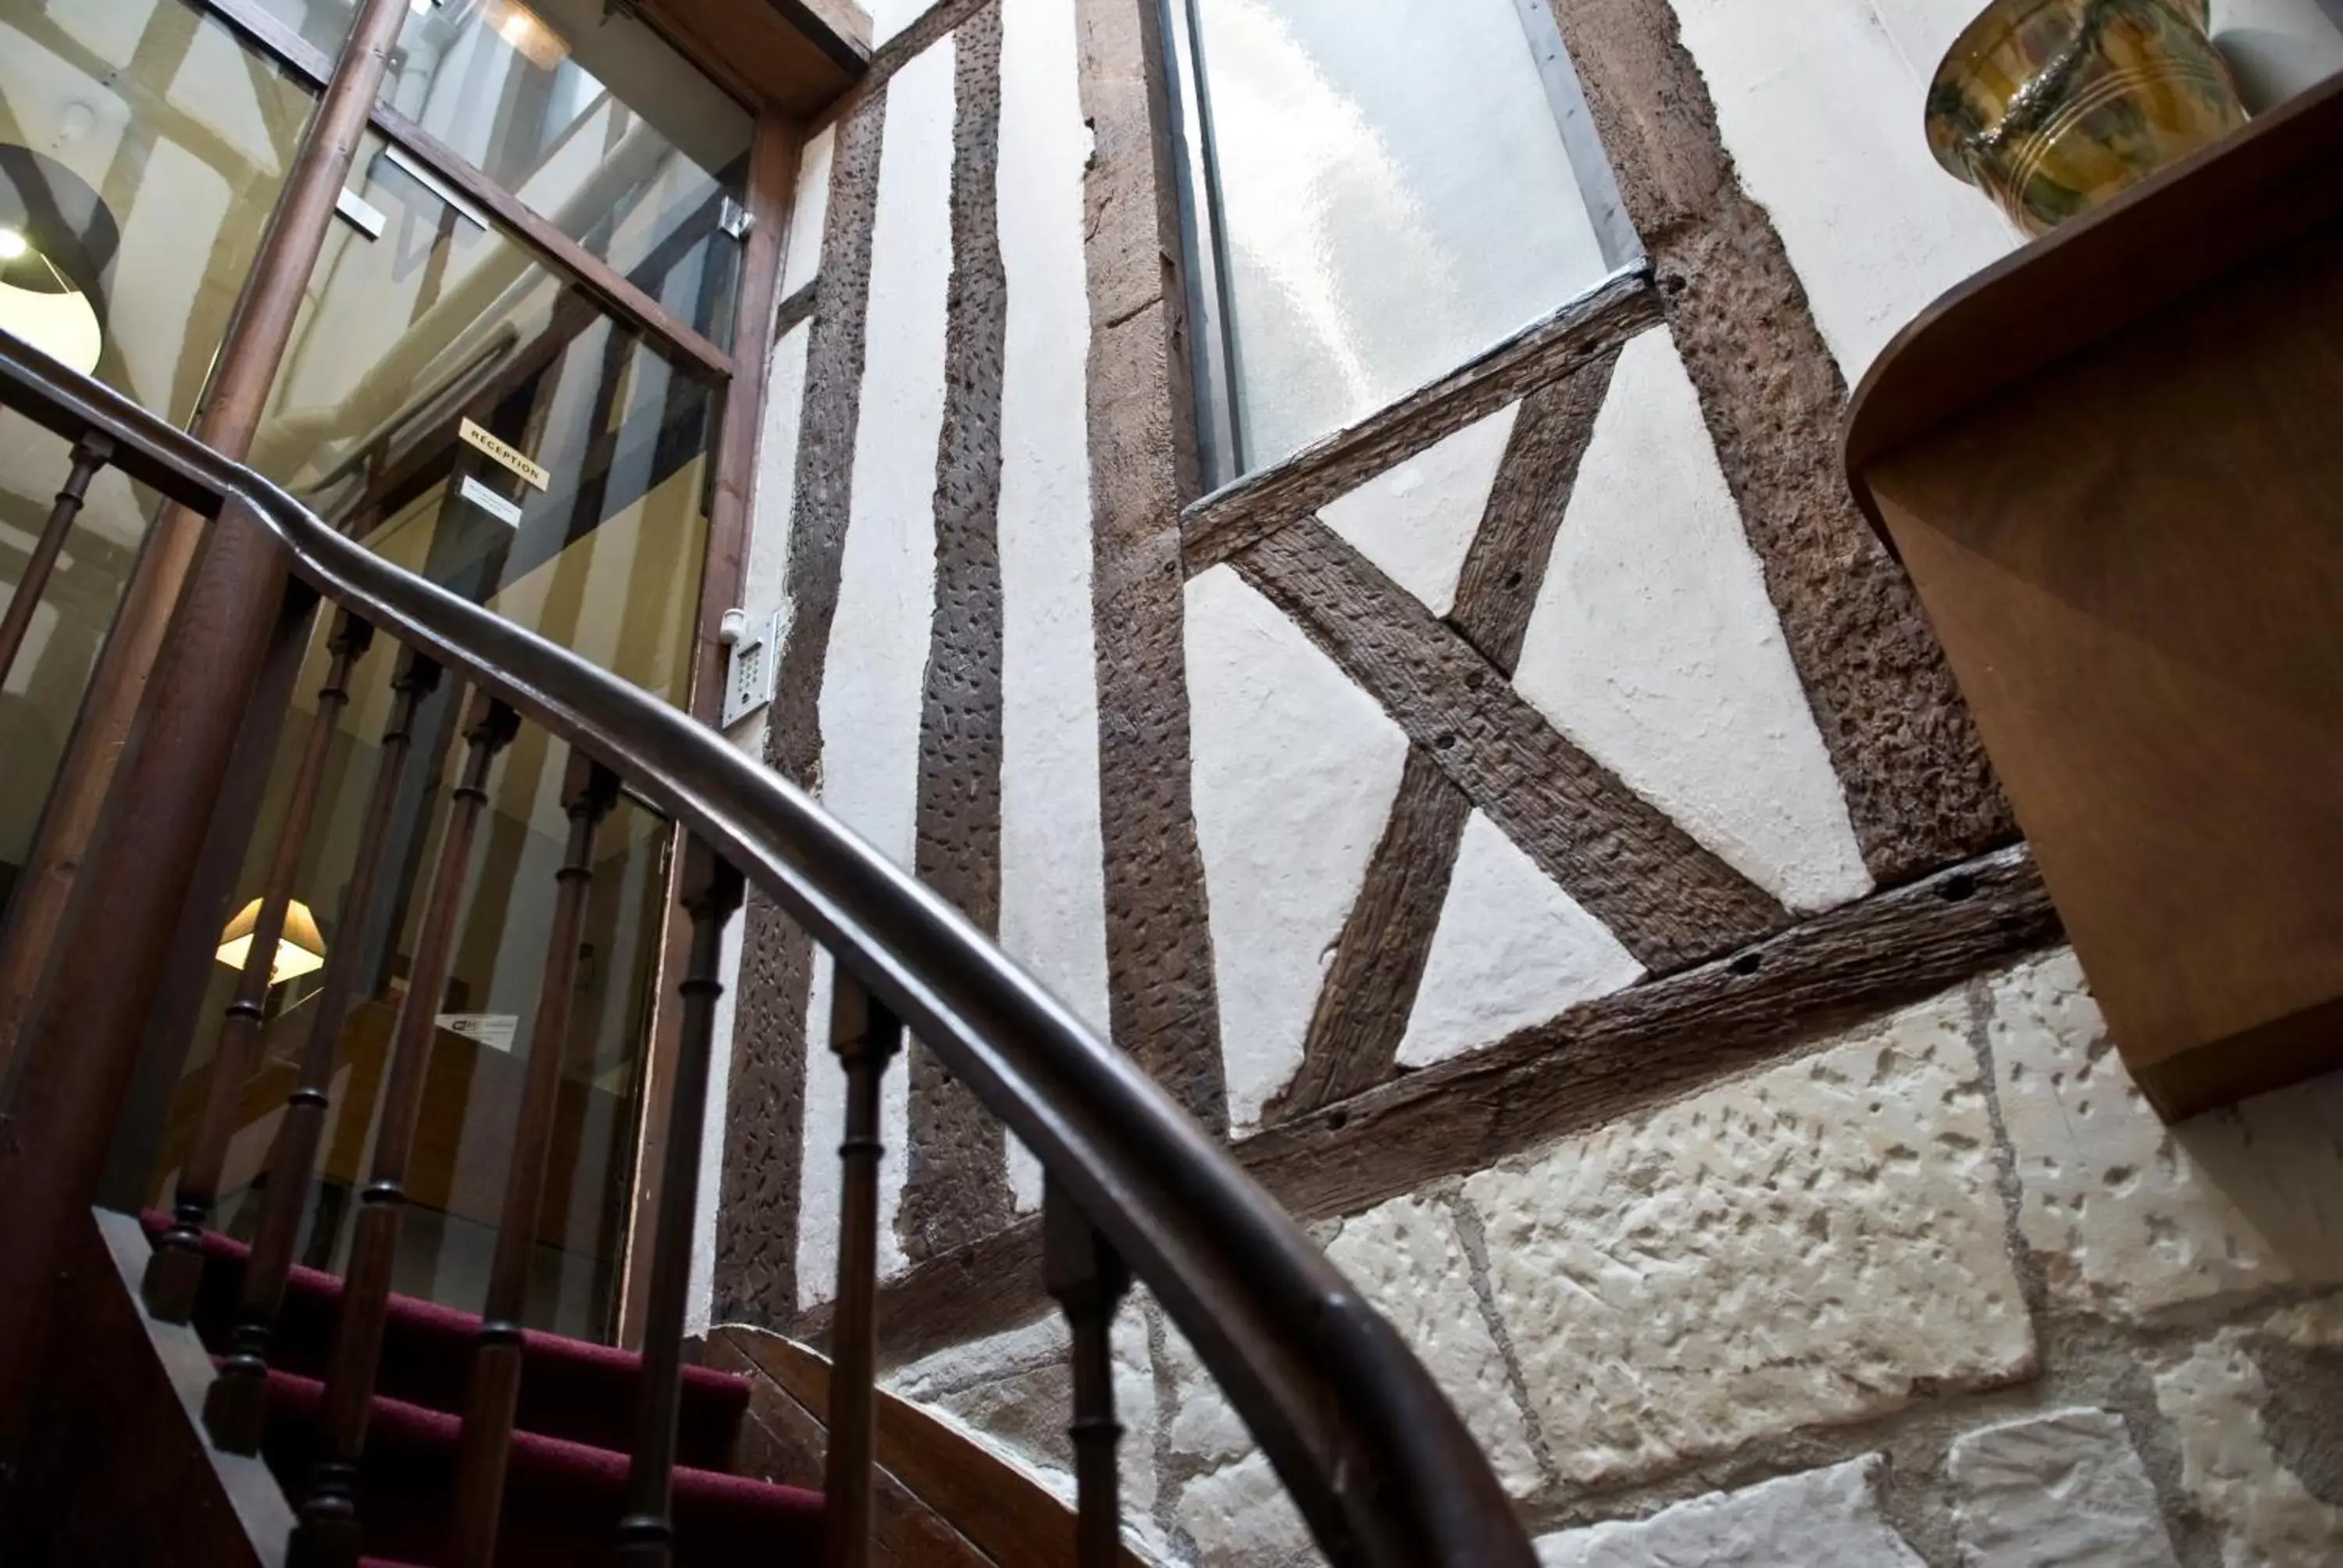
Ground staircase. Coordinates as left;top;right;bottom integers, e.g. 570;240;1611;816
144;1213;822;1567
0;324;1539;1566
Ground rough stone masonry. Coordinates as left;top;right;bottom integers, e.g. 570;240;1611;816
881;953;2343;1567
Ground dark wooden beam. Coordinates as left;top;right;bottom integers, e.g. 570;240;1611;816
1268;751;1471;1119
1180;269;1661;572
901;6;1015;1263
838;846;2059;1365
1233;519;1788;974
1542;0;2012;884
1270;349;1625;1118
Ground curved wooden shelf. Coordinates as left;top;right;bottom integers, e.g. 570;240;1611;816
1842;73;2343;1121
1847;71;2343;534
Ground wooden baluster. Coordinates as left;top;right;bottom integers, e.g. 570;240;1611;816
1046;1184;1132;1568
0;430;112;690
141;610;375;1322
822;971;904;1568
287;692;516;1568
615;840;745;1567
205;646;443;1453
447;756;620;1567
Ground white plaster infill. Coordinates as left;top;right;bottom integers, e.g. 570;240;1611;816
782;123;836;298
793;35;957;1307
1320;400;1519;618
1512;326;1871;915
1664;0;2017;380
1396;810;1642;1068
1184;564;1409;1131
997;0;1107;1217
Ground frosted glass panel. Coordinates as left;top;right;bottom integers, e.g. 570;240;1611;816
1190;0;1616;469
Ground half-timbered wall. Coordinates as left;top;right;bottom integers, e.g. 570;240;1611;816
694;0;2343;1561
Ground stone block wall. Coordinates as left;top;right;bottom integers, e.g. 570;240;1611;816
883;952;2343;1566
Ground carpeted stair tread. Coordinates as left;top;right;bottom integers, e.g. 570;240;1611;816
262;1369;824;1567
141;1212;745;1470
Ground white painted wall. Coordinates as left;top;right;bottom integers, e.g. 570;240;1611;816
866;0;933;47
1320;401;1518;617
1396;811;1643;1068
794;35;958;1308
996;0;1109;1213
783;125;837;298
1184;565;1410;1131
1665;0;2019;381
1513;327;1871;915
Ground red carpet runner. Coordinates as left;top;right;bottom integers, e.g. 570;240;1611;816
144;1214;825;1566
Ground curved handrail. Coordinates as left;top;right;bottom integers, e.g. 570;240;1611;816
0;330;1535;1568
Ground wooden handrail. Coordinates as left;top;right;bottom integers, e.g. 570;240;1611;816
0;326;1537;1567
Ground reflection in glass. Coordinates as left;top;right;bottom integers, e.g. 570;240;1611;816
386;0;748;347
0;0;312;920
1186;0;1620;469
131;132;715;1341
251;0;750;348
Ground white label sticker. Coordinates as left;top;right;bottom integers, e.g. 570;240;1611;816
436;1013;519;1053
458;474;524;526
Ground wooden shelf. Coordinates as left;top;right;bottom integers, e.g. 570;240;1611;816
1845;75;2343;1120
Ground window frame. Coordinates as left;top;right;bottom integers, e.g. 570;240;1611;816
1161;0;1642;489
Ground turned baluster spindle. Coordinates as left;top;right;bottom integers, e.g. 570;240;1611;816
0;429;112;689
205;646;444;1453
447;755;620;1568
1047;1184;1132;1568
144;608;376;1323
287;692;517;1568
822;971;904;1568
615;839;745;1568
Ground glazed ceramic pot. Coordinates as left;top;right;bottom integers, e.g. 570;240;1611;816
1927;0;2248;233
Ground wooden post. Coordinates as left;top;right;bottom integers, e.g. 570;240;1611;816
447;755;620;1568
615;841;744;1568
204;646;442;1454
822;971;904;1568
0;431;111;694
1046;1184;1132;1568
142;610;374;1323
286;693;515;1568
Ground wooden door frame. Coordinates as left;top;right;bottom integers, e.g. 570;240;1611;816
618;102;807;1346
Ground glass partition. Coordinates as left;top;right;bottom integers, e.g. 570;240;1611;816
0;0;313;919
395;0;747;345
137;129;715;1340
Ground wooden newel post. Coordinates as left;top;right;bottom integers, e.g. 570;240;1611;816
615;838;744;1568
287;692;516;1568
822;971;904;1568
450;754;621;1568
1046;1182;1132;1568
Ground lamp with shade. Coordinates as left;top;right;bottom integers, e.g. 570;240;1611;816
216;898;328;986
